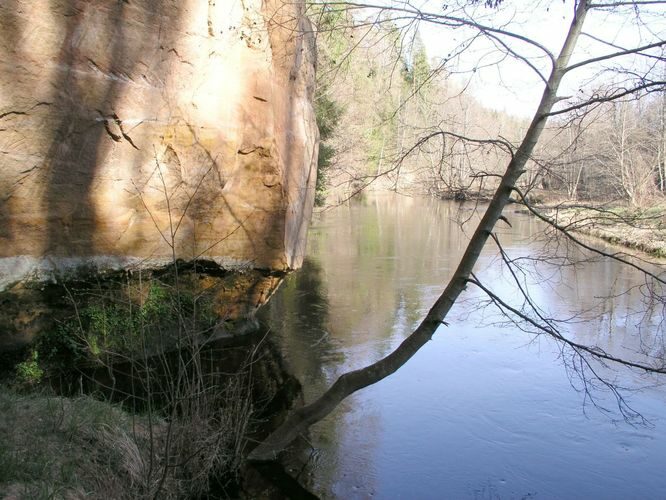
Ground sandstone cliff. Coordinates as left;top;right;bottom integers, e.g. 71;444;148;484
0;0;318;290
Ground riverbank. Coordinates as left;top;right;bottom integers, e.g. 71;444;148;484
0;260;319;498
0;388;167;498
0;384;312;499
537;203;666;258
446;189;666;258
0;327;306;499
431;187;665;259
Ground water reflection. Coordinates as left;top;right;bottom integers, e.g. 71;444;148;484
262;193;666;499
262;258;336;397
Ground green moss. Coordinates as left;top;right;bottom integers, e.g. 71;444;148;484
25;280;218;376
14;350;44;387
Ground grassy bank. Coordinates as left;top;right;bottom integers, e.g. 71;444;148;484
0;376;255;498
0;266;305;499
1;339;304;499
0;337;299;499
541;203;666;258
550;205;666;258
0;388;167;498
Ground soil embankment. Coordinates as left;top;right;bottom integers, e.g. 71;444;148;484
542;204;666;258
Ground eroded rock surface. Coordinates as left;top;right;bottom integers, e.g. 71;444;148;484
0;262;285;350
0;0;318;290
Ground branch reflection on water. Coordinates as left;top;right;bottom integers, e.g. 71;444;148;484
260;193;666;499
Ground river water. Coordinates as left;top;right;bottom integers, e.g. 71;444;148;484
260;193;666;499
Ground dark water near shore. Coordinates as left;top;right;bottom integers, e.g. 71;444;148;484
261;193;666;499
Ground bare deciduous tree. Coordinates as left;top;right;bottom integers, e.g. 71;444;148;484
249;0;666;462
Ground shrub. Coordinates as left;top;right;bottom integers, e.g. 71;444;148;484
15;350;44;386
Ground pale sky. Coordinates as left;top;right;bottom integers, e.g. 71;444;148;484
412;0;666;117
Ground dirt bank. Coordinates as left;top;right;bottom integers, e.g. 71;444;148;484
541;204;666;258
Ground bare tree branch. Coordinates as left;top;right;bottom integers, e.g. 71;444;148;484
564;40;666;74
546;81;666;116
248;0;590;461
512;186;666;285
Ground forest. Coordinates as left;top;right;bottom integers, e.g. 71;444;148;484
313;3;666;211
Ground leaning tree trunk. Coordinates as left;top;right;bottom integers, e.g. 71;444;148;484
248;1;589;462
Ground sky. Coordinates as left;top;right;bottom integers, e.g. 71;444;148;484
410;0;666;117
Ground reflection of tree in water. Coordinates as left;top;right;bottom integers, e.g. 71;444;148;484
290;258;331;342
264;197;473;497
258;194;666;497
261;257;337;400
264;256;389;496
259;257;344;495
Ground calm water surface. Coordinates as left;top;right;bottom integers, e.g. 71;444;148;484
261;194;666;499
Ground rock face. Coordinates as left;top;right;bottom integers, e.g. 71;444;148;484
0;0;318;290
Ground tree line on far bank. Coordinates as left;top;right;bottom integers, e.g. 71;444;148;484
312;3;666;209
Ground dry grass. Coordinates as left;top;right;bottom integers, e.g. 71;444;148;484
547;204;666;258
2;268;264;499
0;388;162;499
0;373;253;499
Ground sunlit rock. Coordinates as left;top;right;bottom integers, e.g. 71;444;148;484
0;0;318;289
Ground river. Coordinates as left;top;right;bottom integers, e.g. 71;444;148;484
260;193;666;499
